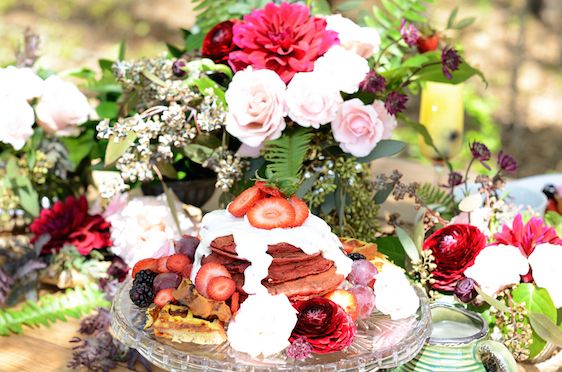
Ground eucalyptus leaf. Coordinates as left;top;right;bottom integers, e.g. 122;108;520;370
296;174;318;199
118;40;126;61
474;285;511;313
528;312;562;348
321;192;336;215
373;183;394;204
5;157;19;179
395;226;421;262
105;131;137;165
356;140;406;163
156;161;178;179
16;186;39;217
447;7;458;29
454;17;476;30
184;144;213;164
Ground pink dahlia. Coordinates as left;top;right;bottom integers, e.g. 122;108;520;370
228;3;339;83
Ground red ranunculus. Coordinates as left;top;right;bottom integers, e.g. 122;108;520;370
228;3;339;83
290;297;356;354
423;224;486;292
31;195;112;255
201;20;237;64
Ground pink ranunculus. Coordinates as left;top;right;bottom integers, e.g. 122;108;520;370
286;72;342;129
228;2;339;84
331;98;384;157
325;14;380;59
0;94;35;150
35;76;90;137
372;100;397;139
225;67;287;147
0;66;44;101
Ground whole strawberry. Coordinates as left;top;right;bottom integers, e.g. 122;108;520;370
416;33;439;53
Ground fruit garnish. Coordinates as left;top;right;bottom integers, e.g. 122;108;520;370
173;279;232;322
129;270;157;307
157;256;170;273
288;196;309;227
228;185;265;217
247;197;296;229
132;258;158;278
206;276;236;301
347;259;378;288
166;254;192;274
349;285;376;320
340;238;362;254
154;288;176;307
153;272;181;292
174;235;200;260
348;253;366;261
195;262;232;297
416;33;439;53
230;291;240;314
181;263;193;278
324;289;358;320
255;181;284;197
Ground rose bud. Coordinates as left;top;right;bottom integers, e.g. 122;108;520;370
454;277;478;303
201;20;237;64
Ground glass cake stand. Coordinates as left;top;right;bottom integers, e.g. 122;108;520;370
112;281;431;371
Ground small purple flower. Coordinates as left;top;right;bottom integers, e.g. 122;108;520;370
172;59;187;78
286;337;313;360
384;91;408;115
469;141;491;170
497;151;518;173
441;46;461;80
447;172;463;188
400;20;419;47
107;256;129;282
359;71;387;94
454;277;478;303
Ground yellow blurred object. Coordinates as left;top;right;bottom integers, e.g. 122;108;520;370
418;82;465;163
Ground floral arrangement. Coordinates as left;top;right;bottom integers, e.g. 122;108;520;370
0;30;98;230
93;0;482;240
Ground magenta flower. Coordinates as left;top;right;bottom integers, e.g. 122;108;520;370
469;141;491;170
359;71;386;94
384;91;408;115
447;172;463;188
400;20;419;47
497;150;518;173
441;46;461;79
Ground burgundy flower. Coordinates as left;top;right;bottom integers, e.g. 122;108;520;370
454;277;478;303
172;59;187;77
228;3;339;83
290;297;356;354
423;224;487;291
497;150;518;173
446;172;463;188
30;195;112;255
202;20;238;64
441;46;461;80
384;91;408;115
469;141;491;170
400;20;419;47
359;71;386;94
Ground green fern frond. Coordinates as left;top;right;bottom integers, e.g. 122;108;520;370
416;182;455;211
263;128;313;195
0;284;110;336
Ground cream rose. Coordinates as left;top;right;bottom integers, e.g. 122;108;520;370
528;243;562;308
35;75;90;137
0;94;35;150
313;46;370;94
286;72;342;129
0;66;44;101
225;67;287;147
326;14;380;59
372;100;397;139
331;98;384;157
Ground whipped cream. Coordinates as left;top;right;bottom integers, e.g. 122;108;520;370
191;209;352;295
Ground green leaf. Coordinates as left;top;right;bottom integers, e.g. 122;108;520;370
98;59;114;72
118;40;126;61
183;144;214;164
156;161;178;179
166;43;184;58
5;157;19;178
374;183;394;204
395;226;421;262
474;285;511;313
356;140;406;162
413;58;487;85
453;17;476;30
16;185;39;217
415;183;456;211
528;312;562;348
336;0;364;12
105;131;137;165
61;129;95;170
95;101;119;119
544;211;562;237
310;0;331;15
374;236;406;268
296;174;319;199
447;6;458;29
188;76;226;105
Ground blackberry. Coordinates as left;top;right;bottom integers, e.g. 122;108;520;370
129;283;155;307
348;253;366;261
134;270;157;287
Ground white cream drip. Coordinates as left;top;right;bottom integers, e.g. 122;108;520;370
191;209;352;295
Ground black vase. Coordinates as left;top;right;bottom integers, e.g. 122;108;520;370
141;179;216;208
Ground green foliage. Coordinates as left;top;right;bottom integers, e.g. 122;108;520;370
374;236;406;268
356;140;406;163
263;128;313;196
544;211;562;237
416;182;455;211
0;284;109;336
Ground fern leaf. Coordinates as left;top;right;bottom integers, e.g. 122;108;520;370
416;183;455;211
0;284;109;336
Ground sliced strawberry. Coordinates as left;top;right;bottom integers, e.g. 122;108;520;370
227;186;265;217
195;262;231;297
288;196;309;227
206;276;236;301
154;288;175;307
230;291;240;314
255;181;284;197
325;289;359;321
247;197;296;230
157;256;170;273
166;254;191;274
181;263;193;278
132;258;158;278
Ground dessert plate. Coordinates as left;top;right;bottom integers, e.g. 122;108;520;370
112;281;431;371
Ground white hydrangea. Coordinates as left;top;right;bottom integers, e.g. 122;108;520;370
528;243;562;308
374;263;420;320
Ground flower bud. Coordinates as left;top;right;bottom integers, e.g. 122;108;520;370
454;277;478;303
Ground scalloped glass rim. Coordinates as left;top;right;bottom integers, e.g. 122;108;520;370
112;281;431;371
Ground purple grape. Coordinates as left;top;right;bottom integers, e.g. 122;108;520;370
350;285;376;319
347;259;378;287
174;235;200;260
153;273;181;292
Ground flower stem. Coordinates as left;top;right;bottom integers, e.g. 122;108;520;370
375;37;400;68
463;158;475;194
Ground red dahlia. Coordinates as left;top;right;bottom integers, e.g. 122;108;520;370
290;297;356;354
423;224;486;292
31;195;112;255
228;2;339;83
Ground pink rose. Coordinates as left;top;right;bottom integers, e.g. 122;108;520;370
331;98;384;157
286;72;342;129
0;66;44;101
0;95;35;150
35;76;90;137
372;100;397;139
225;67;287;147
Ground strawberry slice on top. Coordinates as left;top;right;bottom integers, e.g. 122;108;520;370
247;197;296;230
289;196;309;227
255;181;284;198
227;185;265;217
